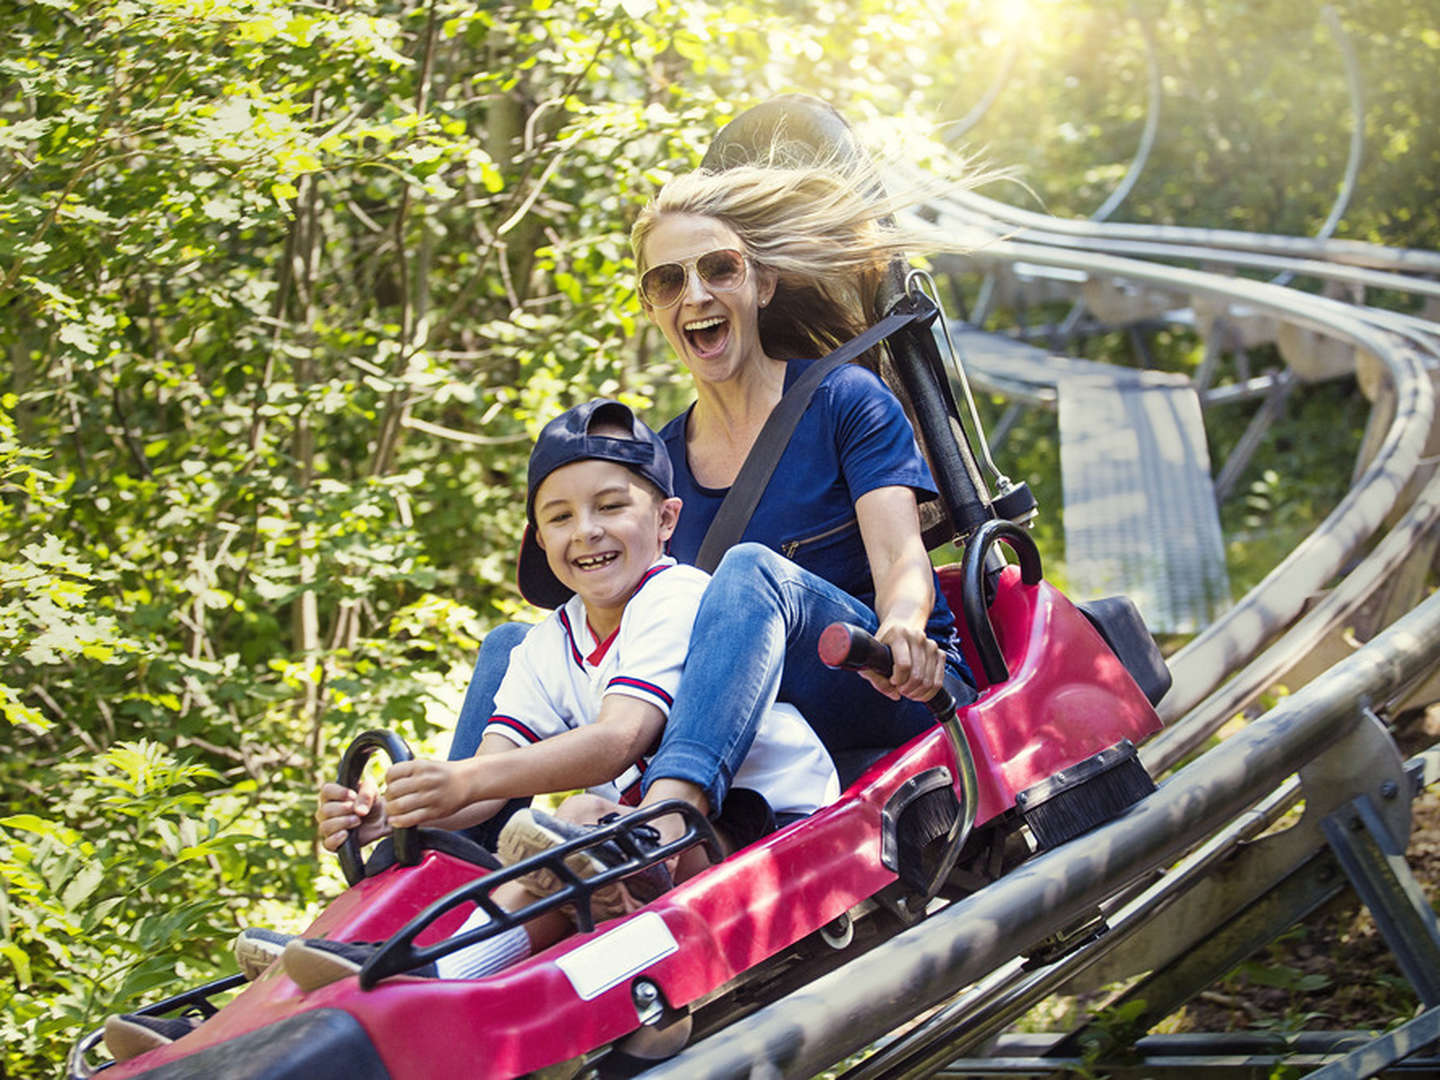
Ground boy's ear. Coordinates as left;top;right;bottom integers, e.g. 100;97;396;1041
657;496;682;542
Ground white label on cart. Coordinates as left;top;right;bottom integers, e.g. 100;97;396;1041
555;911;678;1001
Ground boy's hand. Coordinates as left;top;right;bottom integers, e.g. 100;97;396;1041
317;778;389;852
383;759;474;829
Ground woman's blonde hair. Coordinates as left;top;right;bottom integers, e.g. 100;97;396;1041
631;148;974;360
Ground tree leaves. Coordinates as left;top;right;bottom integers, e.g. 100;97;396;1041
0;0;1433;1071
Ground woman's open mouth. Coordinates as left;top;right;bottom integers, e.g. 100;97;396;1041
684;315;730;358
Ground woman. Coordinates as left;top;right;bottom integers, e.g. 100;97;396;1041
451;151;975;846
627;159;975;833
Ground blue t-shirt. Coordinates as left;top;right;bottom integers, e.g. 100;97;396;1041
660;359;965;670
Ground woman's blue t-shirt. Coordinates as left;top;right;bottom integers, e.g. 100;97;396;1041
660;359;965;670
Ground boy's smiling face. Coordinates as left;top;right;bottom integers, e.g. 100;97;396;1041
532;458;681;637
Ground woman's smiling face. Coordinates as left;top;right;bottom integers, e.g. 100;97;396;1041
639;213;776;388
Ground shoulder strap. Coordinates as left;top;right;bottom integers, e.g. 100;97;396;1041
694;308;924;573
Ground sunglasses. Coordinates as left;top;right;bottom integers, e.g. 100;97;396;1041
638;248;748;309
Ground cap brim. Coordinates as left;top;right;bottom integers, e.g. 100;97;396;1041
516;524;574;609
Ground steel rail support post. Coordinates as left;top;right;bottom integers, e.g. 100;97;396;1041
1322;794;1440;1007
1211;369;1296;504
1302;1007;1440;1080
846;712;1412;1080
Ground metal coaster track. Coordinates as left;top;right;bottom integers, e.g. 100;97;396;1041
645;595;1440;1079
633;17;1440;1077
636;237;1440;1068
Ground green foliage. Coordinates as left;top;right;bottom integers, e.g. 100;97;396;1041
1212;382;1369;596
0;740;260;1069
914;1;1440;252
0;0;1431;1071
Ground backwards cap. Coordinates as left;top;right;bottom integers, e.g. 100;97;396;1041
516;399;674;609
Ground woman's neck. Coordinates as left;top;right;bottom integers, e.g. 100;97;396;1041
686;355;787;488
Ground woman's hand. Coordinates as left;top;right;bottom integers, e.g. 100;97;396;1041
863;618;945;702
317;778;390;853
383;758;476;830
855;486;944;703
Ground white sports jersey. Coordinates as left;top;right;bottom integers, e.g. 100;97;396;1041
485;558;839;816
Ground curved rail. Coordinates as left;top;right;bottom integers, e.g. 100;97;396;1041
923;185;1440;276
646;590;1440;1079
947;236;1437;718
648;49;1440;1072
939;28;1019;141
1089;14;1161;224
1268;6;1366;287
1309;5;1367;249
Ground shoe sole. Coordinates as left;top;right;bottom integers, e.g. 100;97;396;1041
103;1015;196;1063
233;933;289;981
282;939;364;992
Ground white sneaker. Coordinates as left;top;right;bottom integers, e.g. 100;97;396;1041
496;809;672;921
233;927;298;980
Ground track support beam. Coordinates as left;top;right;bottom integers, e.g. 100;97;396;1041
1322;793;1440;1007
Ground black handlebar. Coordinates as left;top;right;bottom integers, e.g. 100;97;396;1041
960;519;1043;685
336;729;420;886
818;622;957;721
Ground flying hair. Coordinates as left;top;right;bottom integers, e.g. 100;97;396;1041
631;140;991;360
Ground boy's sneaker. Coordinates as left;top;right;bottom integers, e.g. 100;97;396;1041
282;938;436;992
497;808;673;921
103;1012;201;1063
233;927;297;980
282;939;376;992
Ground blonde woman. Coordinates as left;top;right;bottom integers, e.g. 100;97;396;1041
622;158;976;844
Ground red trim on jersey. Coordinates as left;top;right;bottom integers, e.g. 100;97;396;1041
619;757;647;806
560;563;670;669
556;608;585;668
484;715;543;745
629;563;670;597
606;676;674;708
585;623;621;666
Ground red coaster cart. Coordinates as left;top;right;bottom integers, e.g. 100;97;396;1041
68;96;1171;1080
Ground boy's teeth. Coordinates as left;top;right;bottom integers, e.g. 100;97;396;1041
575;553;617;569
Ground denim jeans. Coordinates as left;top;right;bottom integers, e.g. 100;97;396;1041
640;543;965;813
448;620;531;850
448;621;530;761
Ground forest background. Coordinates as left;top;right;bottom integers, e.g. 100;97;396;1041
2;0;1437;1073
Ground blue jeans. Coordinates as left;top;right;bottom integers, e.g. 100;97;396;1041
449;621;531;761
448;621;531;850
640;543;967;813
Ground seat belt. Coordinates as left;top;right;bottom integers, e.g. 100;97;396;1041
694;307;927;573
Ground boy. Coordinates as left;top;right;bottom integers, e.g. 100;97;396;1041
105;399;836;1061
288;398;836;988
288;402;836;982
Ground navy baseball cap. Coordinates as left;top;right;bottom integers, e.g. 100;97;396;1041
516;399;674;608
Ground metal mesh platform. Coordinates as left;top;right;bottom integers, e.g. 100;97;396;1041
950;326;1231;633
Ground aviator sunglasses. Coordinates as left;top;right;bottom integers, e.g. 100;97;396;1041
638;248;748;309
